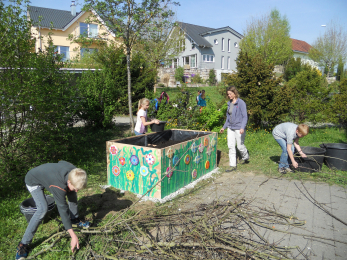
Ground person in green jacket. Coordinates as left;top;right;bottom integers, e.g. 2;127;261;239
16;161;88;260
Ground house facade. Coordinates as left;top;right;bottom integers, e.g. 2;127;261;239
170;22;243;82
27;1;118;61
291;38;318;69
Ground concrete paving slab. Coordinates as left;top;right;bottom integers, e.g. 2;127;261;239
179;171;347;259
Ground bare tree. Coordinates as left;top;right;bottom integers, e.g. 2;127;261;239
309;21;347;77
133;11;184;72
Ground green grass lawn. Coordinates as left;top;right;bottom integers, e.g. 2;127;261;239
1;124;346;259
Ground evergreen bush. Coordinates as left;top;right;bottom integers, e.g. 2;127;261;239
223;51;292;127
286;66;331;123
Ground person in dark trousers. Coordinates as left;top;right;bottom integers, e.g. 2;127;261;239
272;122;309;173
16;161;89;260
219;86;249;172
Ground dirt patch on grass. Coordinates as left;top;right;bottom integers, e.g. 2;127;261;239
79;187;156;221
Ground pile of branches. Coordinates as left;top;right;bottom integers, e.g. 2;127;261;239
29;199;307;259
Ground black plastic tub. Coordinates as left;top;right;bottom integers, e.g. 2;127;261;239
294;146;326;173
20;195;56;223
319;143;347;171
150;121;167;132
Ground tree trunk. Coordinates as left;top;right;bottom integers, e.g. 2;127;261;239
126;48;134;133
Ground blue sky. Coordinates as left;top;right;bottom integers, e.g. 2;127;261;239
24;0;347;45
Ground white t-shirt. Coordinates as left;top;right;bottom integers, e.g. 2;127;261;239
135;109;147;133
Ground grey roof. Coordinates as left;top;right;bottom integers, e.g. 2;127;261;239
177;22;243;48
177;22;214;48
28;6;81;29
200;26;243;39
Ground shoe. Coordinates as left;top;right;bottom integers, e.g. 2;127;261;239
16;243;30;260
284;167;293;173
242;159;250;164
225;166;237;172
278;168;286;174
71;218;90;229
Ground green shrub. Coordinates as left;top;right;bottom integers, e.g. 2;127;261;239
283;57;302;81
0;1;78;175
175;66;184;83
224;51;292;127
286;66;331;123
191;73;203;84
329;78;347;125
208;69;217;86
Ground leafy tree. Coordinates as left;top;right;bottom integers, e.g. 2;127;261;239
223;51;293;126
83;0;179;132
0;0;77;174
309;21;347;78
239;8;293;66
76;45;156;126
286;66;330;123
336;56;345;81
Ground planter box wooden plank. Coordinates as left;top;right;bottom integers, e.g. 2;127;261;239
106;129;217;199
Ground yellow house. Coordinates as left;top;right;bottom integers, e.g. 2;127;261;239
27;1;118;61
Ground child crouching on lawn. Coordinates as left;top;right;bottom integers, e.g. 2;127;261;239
16;161;89;260
272;123;309;173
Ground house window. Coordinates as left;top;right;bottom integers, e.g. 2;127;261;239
234;42;238;48
80;23;98;38
214;39;218;45
184;56;189;65
221;56;224;69
173;58;178;68
202;54;215;62
228;39;230;52
227;57;230;69
222;38;224;51
190;55;196;68
54;46;69;61
81;48;96;57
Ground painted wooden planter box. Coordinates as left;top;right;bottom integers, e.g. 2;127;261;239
106;129;217;199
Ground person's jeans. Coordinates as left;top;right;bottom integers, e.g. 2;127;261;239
275;138;294;169
21;186;78;244
227;128;249;167
134;130;143;136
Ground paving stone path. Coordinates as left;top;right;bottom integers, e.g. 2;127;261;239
179;171;347;260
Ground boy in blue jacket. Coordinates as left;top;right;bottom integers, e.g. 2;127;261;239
16;161;89;260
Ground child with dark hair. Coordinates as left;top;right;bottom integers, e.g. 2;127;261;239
197;90;206;110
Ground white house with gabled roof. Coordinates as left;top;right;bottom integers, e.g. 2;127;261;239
170;22;243;81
